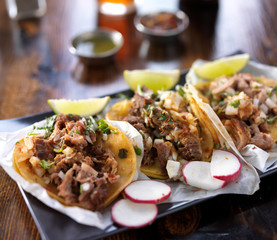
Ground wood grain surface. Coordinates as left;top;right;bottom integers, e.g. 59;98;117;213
1;0;277;239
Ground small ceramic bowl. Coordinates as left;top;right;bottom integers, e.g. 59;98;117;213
134;10;189;42
69;28;124;66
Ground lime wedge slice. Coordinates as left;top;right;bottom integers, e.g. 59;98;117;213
193;54;250;79
124;69;181;93
48;97;110;116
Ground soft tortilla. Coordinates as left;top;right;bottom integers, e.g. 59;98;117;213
13;122;137;209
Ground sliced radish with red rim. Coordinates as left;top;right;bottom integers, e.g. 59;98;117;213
211;149;241;182
182;161;226;190
111;199;158;229
124;180;171;204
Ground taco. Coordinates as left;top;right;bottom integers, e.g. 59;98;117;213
193;73;277;151
106;86;220;179
13;114;137;211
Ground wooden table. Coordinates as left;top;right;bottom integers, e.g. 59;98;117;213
1;0;277;239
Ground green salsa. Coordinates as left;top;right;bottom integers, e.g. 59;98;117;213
76;36;116;56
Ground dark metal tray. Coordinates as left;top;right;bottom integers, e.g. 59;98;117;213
1;70;276;240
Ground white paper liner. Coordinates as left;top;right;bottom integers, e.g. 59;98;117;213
186;58;277;174
0;119;144;229
2;58;277;229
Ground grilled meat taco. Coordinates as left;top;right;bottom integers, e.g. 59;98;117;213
13;114;137;211
194;73;277;151
106;86;220;179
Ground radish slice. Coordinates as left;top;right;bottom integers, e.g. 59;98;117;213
211;149;241;182
111;199;158;228
182;161;226;190
124;180;171;204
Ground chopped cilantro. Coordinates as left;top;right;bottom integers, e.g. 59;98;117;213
54;140;65;153
40;160;55;169
217;109;223;115
143;105;155;118
229;100;240;108
118;148;128;158
27;130;40;136
68;113;74;118
27;125;40;136
265;115;277;123
143;104;150;110
220;92;233;97
273;86;277;94
97;119;111;134
71;129;80;135
159;113;167;121
214;143;220;149
267;86;277;97
177;86;186;99
16;141;20;144
133;146;142;155
37;115;57;138
85;116;98;133
148;106;154;118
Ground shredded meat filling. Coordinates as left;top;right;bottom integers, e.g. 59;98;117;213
208;73;276;151
123;86;203;173
28;114;119;211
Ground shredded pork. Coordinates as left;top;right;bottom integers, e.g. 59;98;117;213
209;73;276;151
122;86;202;173
26;114;119;211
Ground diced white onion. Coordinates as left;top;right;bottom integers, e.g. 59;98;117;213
82;183;90;191
265;98;276;109
253;98;259;107
271;93;277;103
24;137;34;150
86;135;92;144
163;98;172;109
58;171;65;180
102;133;108;141
62;147;74;158
259;103;268;114
154;139;164;144
225;105;238;115
43;176;51;184
225;87;235;95
260;111;267;119
189;124;197;134
172;151;178;161
166;160;180;179
166;135;172;140
146;136;153;149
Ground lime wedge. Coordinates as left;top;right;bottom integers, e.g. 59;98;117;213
48;97;110;116
193;54;250;79
124;69;181;93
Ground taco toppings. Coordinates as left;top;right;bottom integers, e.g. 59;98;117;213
106;86;216;179
205;73;277;151
13;114;137;211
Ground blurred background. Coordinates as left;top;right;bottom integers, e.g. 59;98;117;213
0;0;276;118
